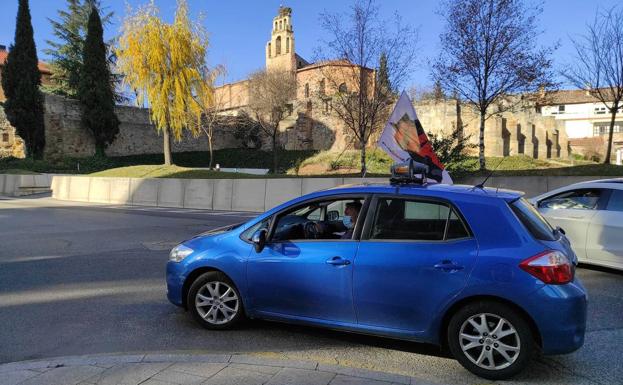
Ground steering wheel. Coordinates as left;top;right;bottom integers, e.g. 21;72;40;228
304;221;320;239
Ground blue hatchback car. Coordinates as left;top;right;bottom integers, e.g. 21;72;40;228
166;167;587;380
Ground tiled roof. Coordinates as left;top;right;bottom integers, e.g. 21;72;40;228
539;89;616;105
568;137;604;146
296;59;373;73
0;50;52;74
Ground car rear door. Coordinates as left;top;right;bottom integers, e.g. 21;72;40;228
536;188;605;261
586;188;623;268
352;195;478;334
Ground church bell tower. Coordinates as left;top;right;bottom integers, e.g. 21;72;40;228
266;6;296;72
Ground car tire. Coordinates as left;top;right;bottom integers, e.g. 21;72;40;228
187;271;245;330
447;300;535;380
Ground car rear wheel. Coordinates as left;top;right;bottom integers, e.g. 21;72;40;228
187;271;245;330
447;301;535;380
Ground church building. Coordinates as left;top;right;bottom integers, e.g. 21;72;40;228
215;6;375;152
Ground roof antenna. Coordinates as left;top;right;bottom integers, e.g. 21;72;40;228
474;155;508;189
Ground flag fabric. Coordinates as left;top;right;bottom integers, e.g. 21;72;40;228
378;91;453;184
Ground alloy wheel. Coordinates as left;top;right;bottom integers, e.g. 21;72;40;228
195;281;239;325
458;313;521;370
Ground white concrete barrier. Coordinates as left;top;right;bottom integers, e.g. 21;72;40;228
232;179;266;212
48;174;622;212
265;179;303;210
68;176;91;202
301;178;344;195
3;175;18;195
130;178;159;206
88;177;111;203
109;178;131;204
184;179;214;209
158;179;186;208
18;175;36;188
212;179;234;210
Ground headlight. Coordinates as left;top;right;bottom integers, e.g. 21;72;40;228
169;244;194;262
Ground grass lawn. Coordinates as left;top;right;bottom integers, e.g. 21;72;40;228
292;150;623;177
89;165;262;179
455;156;623;177
0;168;40;175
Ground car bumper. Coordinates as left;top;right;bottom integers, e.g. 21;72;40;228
530;279;587;355
166;261;187;307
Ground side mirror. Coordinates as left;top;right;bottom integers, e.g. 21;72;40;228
252;229;267;253
327;210;339;221
556;226;566;235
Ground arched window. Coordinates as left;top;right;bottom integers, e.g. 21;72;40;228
274;21;277;30
319;79;326;95
304;83;310;98
286;37;290;53
338;83;348;93
279;20;283;30
275;36;282;55
268;43;272;58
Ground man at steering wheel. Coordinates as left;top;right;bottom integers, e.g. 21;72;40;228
307;201;362;240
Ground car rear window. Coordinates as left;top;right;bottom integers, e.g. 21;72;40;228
510;198;556;241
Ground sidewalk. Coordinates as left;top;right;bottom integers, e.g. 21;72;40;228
0;353;443;385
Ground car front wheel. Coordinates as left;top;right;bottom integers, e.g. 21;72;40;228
447;301;535;380
187;271;245;330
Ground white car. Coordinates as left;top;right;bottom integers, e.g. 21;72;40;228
530;179;623;271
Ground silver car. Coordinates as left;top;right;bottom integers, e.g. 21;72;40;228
530;179;623;271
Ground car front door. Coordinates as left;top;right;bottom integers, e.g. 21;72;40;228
246;196;367;323
536;188;605;261
586;189;623;268
353;195;477;334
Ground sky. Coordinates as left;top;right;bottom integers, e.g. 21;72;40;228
0;0;621;91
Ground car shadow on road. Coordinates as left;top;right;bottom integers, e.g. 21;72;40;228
242;319;452;358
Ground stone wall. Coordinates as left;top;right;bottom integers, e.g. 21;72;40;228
0;106;25;158
413;99;570;159
43;94;240;160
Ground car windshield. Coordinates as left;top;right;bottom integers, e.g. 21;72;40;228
510;198;556;241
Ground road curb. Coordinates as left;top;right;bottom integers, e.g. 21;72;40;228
0;352;439;384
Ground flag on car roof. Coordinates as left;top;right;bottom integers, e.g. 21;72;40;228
378;91;453;184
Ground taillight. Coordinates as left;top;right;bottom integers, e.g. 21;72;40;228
519;250;574;284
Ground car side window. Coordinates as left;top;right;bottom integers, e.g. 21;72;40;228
606;189;623;212
370;198;468;241
272;198;364;242
539;189;602;210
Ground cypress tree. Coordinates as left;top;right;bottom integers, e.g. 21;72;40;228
1;0;46;159
77;5;119;156
377;52;393;95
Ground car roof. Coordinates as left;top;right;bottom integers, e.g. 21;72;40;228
322;182;523;201
530;178;623;202
557;178;623;190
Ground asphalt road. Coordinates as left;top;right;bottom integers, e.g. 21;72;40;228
1;196;622;385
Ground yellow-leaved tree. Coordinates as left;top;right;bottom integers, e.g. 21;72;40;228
116;0;214;165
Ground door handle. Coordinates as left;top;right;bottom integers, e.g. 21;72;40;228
326;256;351;266
434;260;464;272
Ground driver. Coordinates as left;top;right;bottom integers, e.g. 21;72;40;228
313;201;362;239
340;201;361;239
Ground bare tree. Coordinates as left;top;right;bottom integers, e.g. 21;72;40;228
318;0;417;175
564;6;623;164
192;65;226;169
248;69;297;173
432;0;556;171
